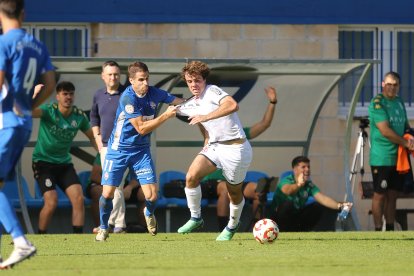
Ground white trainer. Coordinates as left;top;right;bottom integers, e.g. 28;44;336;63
95;228;109;242
143;207;157;236
0;244;36;269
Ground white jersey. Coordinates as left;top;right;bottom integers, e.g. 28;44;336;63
178;85;246;143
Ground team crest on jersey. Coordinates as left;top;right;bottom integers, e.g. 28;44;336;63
375;104;382;109
125;104;134;114
45;178;52;188
16;41;23;51
150;101;156;109
381;180;387;189
71;120;78;128
211;87;222;95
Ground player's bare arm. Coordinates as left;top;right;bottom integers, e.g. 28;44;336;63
377;121;414;150
91;126;103;152
188;96;238;125
32;71;56;109
171;97;185;105
32;108;43;118
84;128;99;152
249;86;277;139
130;105;178;135
0;70;4;88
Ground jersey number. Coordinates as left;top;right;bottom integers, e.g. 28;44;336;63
23;58;37;95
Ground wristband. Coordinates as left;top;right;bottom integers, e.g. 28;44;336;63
270;100;277;105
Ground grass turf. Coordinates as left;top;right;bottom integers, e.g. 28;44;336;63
1;231;413;275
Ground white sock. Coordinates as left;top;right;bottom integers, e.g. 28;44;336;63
13;236;30;247
185;186;202;219
227;197;245;229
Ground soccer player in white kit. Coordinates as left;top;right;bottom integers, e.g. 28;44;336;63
177;61;253;241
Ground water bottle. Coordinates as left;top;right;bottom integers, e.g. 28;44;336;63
338;204;350;221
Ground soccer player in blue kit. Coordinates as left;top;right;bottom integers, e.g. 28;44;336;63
0;0;55;269
95;61;183;241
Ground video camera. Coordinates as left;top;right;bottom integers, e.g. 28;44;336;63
354;116;369;129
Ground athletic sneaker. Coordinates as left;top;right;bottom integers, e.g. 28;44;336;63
177;218;204;234
95;228;109;242
93;226;114;234
216;224;239;241
113;227;126;234
0;244;36;269
143;207;157;236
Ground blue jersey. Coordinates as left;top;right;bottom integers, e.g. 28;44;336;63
109;86;176;150
0;28;54;130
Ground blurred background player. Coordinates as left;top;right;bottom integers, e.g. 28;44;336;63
270;156;353;232
32;81;97;234
368;71;414;231
0;0;55;269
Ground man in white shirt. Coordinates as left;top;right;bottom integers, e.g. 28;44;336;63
177;61;252;241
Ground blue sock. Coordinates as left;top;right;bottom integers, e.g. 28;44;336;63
145;199;156;216
0;191;24;239
99;196;113;230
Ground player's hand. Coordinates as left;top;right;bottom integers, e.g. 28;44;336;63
95;139;103;152
164;105;178;118
265;86;277;103
33;84;44;99
343;202;353;210
297;172;305;187
404;138;414;151
188;114;207;125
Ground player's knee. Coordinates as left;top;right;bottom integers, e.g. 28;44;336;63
102;188;115;198
44;197;58;210
146;193;157;202
185;173;199;188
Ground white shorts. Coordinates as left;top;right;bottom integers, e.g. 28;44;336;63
200;140;252;185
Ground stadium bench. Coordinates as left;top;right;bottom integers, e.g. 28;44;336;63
2;176;43;209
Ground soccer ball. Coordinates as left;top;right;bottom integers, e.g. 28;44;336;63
253;218;279;244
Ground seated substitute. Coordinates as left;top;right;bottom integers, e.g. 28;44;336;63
269;156;353;232
86;153;146;233
32;81;97;234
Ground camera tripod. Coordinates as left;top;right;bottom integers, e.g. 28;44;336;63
349;117;370;197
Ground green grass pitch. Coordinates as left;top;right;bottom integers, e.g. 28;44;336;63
1;231;413;275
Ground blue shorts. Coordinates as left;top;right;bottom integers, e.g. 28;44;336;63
0;127;31;181
101;147;156;187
